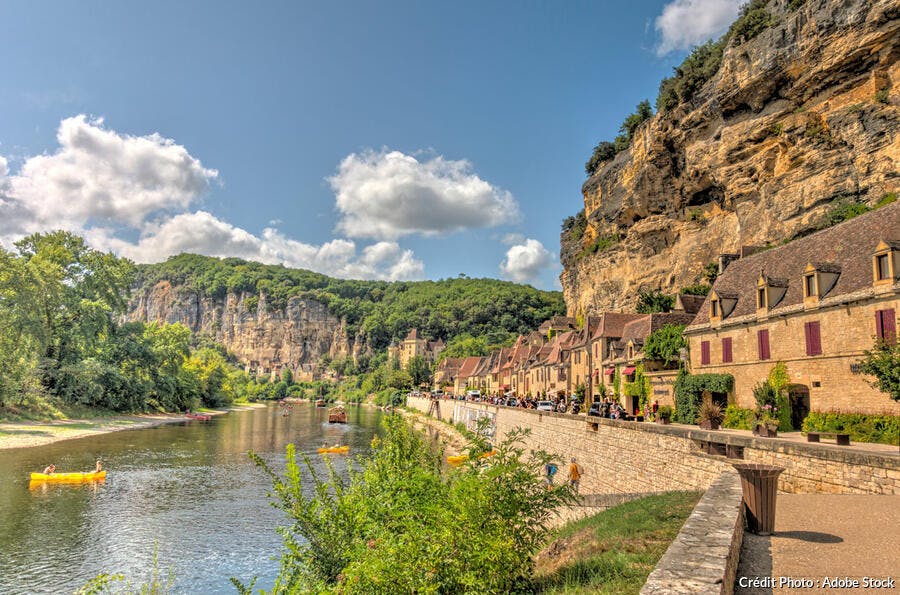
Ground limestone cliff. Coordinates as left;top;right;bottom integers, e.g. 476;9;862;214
128;280;365;377
562;0;899;315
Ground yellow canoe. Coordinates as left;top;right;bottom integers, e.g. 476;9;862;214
30;471;106;483
447;450;496;466
317;446;349;454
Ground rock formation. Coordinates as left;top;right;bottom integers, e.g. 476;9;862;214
128;280;364;378
562;0;898;315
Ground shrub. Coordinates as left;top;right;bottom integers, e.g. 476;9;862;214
636;289;674;314
673;371;733;425
643;324;686;366
875;193;897;208
680;284;711;296
823;197;871;227
858;340;900;401
585;141;616;176
657;405;674;422
722;405;756;430
242;416;575;593
728;0;775;44
802;412;899;445
697;396;724;426
656;40;725;112
874;89;889;104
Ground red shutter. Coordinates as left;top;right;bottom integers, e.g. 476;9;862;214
758;329;770;360
805;321;822;356
701;341;710;365
722;338;733;363
878;309;896;345
804;322;812;355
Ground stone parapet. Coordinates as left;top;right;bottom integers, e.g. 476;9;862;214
641;470;744;595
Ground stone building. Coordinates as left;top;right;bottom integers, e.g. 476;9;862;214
390;328;445;368
684;202;900;420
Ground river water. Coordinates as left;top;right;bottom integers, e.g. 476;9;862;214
0;403;384;594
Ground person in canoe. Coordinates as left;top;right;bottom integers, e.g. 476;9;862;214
95;459;102;473
42;464;56;475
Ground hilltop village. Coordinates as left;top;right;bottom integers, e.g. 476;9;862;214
411;202;900;429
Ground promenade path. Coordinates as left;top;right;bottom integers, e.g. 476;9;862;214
735;493;900;594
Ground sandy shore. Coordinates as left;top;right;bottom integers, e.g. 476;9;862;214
0;403;266;451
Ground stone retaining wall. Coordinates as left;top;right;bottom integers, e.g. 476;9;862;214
641;470;745;595
407;397;899;495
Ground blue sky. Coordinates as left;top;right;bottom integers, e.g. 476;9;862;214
0;0;744;289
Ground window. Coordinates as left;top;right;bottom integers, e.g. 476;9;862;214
701;341;710;365
804;321;822;356
875;309;897;345
757;287;766;309
722;338;733;363
804;274;817;298
710;300;719;318
757;329;771;360
876;254;890;281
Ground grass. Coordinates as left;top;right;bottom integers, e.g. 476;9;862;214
533;491;701;594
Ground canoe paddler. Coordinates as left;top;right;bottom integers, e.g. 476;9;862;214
42;464;56;475
95;459;102;473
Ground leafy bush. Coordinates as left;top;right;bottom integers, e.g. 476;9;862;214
636;289;674;314
859;340;900;401
697;396;724;425
583;233;620;255
722;405;756;430
876;193;897;208
657;405;674;421
643;324;686;366
802;411;899;445
823;197;871;227
728;0;774;44
874;89;889;104
673;371;733;425
584;101;653;176
680;284;711;296
585;141;616;176
657;40;726;112
241;416;575;593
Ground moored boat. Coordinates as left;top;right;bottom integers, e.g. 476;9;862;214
30;471;107;483
327;405;347;423
186;412;212;421
315;399;326;408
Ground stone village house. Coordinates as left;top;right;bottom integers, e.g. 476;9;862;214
684;202;900;423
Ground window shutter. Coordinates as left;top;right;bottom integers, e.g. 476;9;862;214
806;321;822;356
804;322;812;355
701;341;710;365
881;309;896;345
876;310;884;340
758;329;770;360
722;338;733;363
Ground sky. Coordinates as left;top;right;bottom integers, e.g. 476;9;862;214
0;0;745;290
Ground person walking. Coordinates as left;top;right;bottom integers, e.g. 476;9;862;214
568;457;584;494
544;462;559;488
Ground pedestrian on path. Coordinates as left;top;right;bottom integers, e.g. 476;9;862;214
544;462;558;488
568;457;584;494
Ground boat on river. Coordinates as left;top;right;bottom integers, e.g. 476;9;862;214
446;450;496;467
186;412;212;421
29;471;107;483
315;399;326;408
328;406;347;423
317;445;349;454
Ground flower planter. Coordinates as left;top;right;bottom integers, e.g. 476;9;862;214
699;420;721;431
657;418;671;425
755;424;778;438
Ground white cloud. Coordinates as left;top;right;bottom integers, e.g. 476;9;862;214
500;238;552;284
89;211;424;281
5;115;218;229
329;149;519;240
1;117;425;282
655;0;742;55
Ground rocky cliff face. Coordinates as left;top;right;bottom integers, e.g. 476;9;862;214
128;280;367;376
562;0;898;315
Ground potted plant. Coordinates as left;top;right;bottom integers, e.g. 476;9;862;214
657;405;673;425
755;404;780;437
697;396;724;430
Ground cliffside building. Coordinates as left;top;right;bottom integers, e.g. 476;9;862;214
685;202;900;421
389;329;445;368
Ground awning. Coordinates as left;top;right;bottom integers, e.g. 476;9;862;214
622;366;636;375
604;367;615;376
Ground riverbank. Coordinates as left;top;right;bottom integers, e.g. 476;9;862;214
0;402;266;450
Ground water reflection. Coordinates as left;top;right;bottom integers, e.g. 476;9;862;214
0;404;383;594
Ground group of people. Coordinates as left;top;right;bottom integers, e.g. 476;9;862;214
544;457;584;493
42;459;102;475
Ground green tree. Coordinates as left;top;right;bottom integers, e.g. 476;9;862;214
859;340;900;401
636;289;675;313
585;141;616;176
405;355;431;387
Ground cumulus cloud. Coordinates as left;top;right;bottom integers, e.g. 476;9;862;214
329;149;519;240
6;115;218;229
655;0;742;55
499;238;552;284
88;211;424;281
1;116;426;281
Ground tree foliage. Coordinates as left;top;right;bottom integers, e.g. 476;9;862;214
241;415;575;593
643;324;687;366
859;340;900;401
636;289;675;314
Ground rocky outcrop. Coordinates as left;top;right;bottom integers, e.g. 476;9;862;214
562;0;899;315
128;280;366;377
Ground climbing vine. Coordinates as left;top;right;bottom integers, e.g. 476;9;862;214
673;370;733;424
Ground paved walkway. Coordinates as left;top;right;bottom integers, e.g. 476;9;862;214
736;494;900;594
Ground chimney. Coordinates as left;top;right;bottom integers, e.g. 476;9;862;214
718;253;740;274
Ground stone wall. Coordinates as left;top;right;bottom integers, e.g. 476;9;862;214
407;398;900;495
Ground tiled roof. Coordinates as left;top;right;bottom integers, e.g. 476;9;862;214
458;356;483;378
405;328;419;341
674;294;705;315
688;201;900;330
591;312;646;340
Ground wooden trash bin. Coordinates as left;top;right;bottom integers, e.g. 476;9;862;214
732;463;784;535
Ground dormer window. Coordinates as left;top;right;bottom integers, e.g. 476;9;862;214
804;274;817;298
708;289;737;321
757;275;788;312
757;287;766;309
710;299;720;318
872;241;898;287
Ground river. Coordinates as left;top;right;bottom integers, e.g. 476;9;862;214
0;403;384;594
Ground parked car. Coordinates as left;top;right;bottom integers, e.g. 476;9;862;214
433;390;444;398
466;390;482;399
587;402;602;417
536;400;554;411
